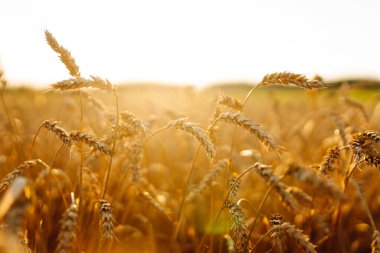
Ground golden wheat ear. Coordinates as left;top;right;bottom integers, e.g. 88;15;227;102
98;199;117;242
54;192;78;253
169;117;216;160
258;72;325;89
216;112;282;152
45;30;80;77
269;214;317;253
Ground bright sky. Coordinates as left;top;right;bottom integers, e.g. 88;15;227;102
1;0;380;87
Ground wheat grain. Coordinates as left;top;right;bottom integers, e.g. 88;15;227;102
127;140;143;184
252;163;297;209
217;112;280;151
270;220;317;253
258;72;325;89
70;130;112;156
54;193;78;253
287;186;313;206
350;131;380;162
372;230;380;253
121;111;149;136
212;94;243;119
169;117;216;160
52;76;114;92
41;120;73;147
225;201;253;253
227;175;241;201
98;199;116;241
45;30;80;77
0;159;44;193
319;146;340;175
286;164;345;199
186;159;228;202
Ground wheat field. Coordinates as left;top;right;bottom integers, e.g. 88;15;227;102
0;31;380;253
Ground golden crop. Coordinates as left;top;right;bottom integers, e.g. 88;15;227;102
0;31;379;253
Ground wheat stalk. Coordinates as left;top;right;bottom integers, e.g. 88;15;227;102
258;72;325;89
217;112;281;152
45;30;80;77
169;117;216;160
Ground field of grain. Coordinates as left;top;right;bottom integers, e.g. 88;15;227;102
0;31;380;253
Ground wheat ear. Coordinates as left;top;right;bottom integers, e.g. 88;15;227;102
52;76;114;92
319;146;340;175
169;117;216;160
0;159;45;193
186;159;228;202
69;130;112;156
350;131;380;163
225;201;253;253
286;164;345;199
121;111;149;136
98;199;116;241
258;72;325;89
252;163;297;209
269;216;317;253
372;230;380;253
127;140;143;184
54;192;78;253
217;112;280;151
212;94;243;119
41;120;73;147
45;30;80;77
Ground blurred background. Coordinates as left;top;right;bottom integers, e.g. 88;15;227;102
1;0;379;88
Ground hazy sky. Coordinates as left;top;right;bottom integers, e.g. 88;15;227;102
1;0;379;87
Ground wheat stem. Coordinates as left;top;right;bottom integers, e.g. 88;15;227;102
102;90;119;198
